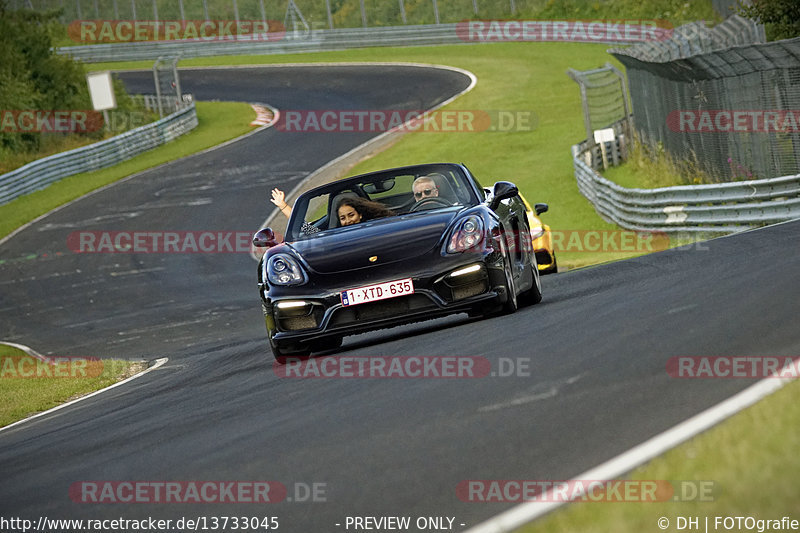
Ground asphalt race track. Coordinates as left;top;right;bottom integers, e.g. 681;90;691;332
1;65;799;531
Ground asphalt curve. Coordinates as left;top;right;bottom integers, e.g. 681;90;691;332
1;65;799;532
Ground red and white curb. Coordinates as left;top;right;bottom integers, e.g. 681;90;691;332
250;104;278;127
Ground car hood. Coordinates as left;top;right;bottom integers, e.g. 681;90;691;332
288;208;462;274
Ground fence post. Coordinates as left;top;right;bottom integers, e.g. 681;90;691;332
606;62;632;141
152;61;163;118
324;0;334;29
152;0;159;39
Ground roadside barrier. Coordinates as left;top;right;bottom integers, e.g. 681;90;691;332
572;138;800;233
0;102;197;206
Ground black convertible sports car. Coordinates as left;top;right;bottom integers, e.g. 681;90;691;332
254;163;542;361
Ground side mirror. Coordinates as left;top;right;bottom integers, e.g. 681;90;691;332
534;203;549;216
252;227;280;248
488;181;519;210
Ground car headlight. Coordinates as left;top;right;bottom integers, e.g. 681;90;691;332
266;253;307;286
446;215;485;253
530;225;545;240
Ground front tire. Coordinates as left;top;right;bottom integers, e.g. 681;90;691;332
269;337;309;364
314;336;342;353
479;237;518;318
500;244;518;314
519;262;543;305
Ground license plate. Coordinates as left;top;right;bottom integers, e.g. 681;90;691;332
341;278;414;307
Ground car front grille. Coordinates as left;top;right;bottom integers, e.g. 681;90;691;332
278;315;319;331
276;304;325;332
451;279;489;300
434;268;490;302
329;294;435;327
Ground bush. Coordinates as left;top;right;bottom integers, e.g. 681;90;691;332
0;1;152;173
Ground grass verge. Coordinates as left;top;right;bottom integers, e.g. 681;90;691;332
0;101;255;241
518;378;800;532
0;344;147;428
603;139;719;189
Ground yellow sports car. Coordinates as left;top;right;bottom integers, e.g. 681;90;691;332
521;195;557;274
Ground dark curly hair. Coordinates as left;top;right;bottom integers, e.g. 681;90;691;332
335;196;394;222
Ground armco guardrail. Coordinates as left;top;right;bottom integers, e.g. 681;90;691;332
57;23;655;63
572;140;800;233
58;24;462;62
0;103;197;206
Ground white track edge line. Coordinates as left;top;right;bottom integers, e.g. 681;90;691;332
0;341;50;363
0;355;169;435
464;356;800;532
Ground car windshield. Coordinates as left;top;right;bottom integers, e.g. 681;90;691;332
285;164;480;240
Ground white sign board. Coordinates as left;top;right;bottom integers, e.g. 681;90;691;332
86;71;117;111
593;127;616;144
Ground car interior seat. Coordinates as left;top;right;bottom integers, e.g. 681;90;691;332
426;172;458;204
328;191;361;228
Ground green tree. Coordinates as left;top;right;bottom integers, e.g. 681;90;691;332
739;0;800;41
0;1;91;153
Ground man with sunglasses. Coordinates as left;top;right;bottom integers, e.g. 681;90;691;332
412;175;441;203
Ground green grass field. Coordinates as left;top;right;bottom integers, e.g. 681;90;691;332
0;344;146;428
